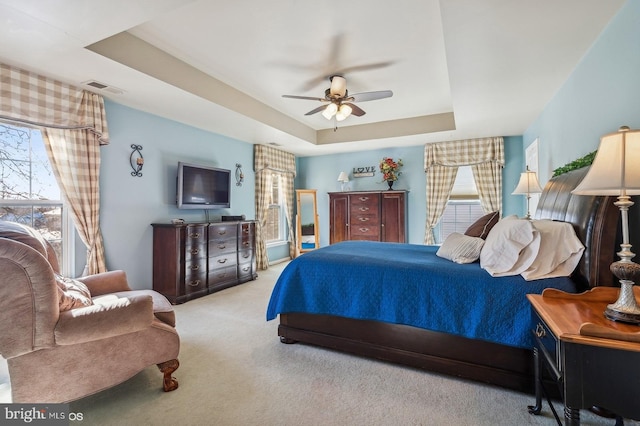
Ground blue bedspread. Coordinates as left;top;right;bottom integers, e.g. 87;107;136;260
266;241;579;349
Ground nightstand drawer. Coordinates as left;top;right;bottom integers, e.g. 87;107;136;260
532;312;561;378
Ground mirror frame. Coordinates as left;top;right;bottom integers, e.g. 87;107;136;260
296;189;319;254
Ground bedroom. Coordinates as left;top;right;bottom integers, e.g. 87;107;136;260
1;0;640;424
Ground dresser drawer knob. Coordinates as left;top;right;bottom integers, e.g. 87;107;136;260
218;258;228;264
190;248;199;255
189;232;200;239
359;227;369;233
190;264;200;270
359;207;370;212
217;244;226;250
358;217;369;222
188;280;201;287
217;230;227;235
359;197;369;201
535;323;546;338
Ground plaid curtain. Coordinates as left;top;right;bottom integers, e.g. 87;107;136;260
43;129;107;274
0;63;110;274
254;145;296;269
424;137;504;244
0;63;109;143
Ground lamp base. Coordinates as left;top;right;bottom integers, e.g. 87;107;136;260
603;277;640;325
604;307;640;324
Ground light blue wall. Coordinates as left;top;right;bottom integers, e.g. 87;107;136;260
100;101;256;289
97;89;526;288
297;137;524;247
523;0;640;183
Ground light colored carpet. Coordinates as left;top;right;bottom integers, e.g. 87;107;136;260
1;262;635;425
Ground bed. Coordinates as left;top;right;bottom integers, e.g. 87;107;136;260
266;167;620;393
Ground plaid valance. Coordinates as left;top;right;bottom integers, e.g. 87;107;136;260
424;137;504;170
254;144;296;176
0;63;109;145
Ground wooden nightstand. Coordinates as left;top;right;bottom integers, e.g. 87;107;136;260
527;287;640;425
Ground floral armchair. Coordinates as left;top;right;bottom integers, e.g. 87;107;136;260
0;221;179;403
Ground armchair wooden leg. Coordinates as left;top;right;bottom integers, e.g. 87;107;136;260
157;359;179;392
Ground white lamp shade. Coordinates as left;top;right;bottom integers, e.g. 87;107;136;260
322;102;338;120
573;127;640;195
329;76;347;98
335;104;352;121
512;169;543;195
337;171;349;182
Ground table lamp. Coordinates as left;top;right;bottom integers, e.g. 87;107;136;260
572;126;640;324
337;171;349;191
512;166;543;219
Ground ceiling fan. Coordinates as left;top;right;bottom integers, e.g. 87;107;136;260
282;75;393;123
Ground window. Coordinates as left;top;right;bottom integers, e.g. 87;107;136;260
264;173;287;244
0;123;72;273
437;166;485;243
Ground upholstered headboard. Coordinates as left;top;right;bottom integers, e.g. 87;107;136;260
534;166;619;290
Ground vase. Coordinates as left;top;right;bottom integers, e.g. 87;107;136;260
387;180;394;190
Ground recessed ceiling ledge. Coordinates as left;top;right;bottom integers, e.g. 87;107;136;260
86;31;317;144
316;112;456;145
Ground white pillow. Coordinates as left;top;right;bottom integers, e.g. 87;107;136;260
520;220;585;280
436;233;485;264
480;216;539;276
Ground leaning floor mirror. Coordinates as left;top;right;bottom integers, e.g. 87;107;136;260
296;189;319;253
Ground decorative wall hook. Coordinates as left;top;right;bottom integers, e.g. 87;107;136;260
130;144;144;177
235;163;244;186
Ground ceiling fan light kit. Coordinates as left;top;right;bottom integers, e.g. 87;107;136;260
329;75;347;98
283;74;392;126
335;104;352;121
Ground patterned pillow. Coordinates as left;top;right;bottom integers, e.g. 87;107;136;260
436;232;485;264
55;275;93;311
464;211;500;239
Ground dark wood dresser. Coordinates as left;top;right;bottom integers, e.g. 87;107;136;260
151;221;257;304
328;190;407;244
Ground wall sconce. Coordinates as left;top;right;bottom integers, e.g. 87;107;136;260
235;163;244;186
130;144;144;177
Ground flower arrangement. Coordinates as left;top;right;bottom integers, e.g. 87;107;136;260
379;157;403;182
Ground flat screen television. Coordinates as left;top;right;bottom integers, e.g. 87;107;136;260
177;162;231;209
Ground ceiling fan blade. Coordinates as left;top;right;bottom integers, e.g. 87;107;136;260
344;103;366;117
349;90;393;102
305;105;329;116
335;61;395;75
282;94;326;102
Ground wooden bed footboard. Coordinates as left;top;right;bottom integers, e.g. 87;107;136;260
279;313;541;393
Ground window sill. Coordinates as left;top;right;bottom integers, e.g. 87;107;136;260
266;240;288;248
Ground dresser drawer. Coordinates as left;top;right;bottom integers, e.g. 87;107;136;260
184;268;207;294
350;213;380;227
208;223;237;240
238;248;253;264
350;196;378;213
349;224;380;239
208;237;237;256
240;222;255;239
185;225;207;260
208;265;238;286
209;253;238;270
